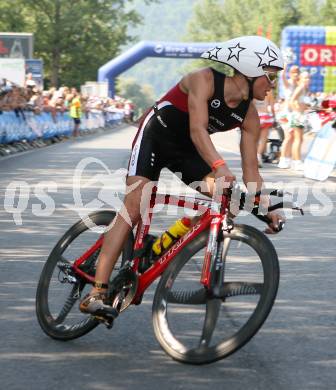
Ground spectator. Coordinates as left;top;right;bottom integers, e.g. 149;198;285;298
80;93;89;118
124;99;135;123
0;80;133;133
9;86;27;119
69;88;82;137
278;64;300;169
27;87;43;114
24;73;36;89
287;71;311;171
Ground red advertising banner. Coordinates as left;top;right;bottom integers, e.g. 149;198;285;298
301;44;336;66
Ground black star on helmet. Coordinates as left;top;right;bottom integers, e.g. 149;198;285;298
255;46;278;67
205;47;221;60
227;42;246;62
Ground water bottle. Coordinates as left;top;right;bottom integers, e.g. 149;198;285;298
152;217;191;256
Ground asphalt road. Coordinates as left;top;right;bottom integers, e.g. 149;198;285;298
0;125;335;390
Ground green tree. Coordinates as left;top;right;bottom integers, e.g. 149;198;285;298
186;0;336;45
125;0;197;97
186;0;304;44
0;0;155;88
0;1;28;31
320;0;336;25
183;0;323;74
116;77;155;115
22;0;145;87
296;0;325;25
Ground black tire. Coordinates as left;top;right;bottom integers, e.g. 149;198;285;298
36;210;134;341
152;224;279;364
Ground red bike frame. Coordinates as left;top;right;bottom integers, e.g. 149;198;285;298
72;186;230;303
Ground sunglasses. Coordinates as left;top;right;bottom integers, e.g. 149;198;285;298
264;71;278;84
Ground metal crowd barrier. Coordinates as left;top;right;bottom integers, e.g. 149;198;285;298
0;110;124;145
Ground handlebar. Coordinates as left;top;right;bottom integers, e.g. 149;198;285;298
231;188;304;233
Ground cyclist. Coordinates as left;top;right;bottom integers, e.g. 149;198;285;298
80;35;285;315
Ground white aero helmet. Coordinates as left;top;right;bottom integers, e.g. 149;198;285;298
201;36;284;78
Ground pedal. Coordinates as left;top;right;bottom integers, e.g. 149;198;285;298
94;315;114;329
93;306;119;329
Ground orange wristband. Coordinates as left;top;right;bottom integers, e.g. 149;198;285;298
211;159;226;171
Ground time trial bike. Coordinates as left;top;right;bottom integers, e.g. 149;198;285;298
36;187;303;364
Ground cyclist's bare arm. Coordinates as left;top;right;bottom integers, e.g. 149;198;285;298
241;104;284;231
182;69;219;165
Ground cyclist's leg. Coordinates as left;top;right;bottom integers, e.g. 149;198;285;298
80;176;152;314
93;175;151;289
81;108;164;313
93;107;167;290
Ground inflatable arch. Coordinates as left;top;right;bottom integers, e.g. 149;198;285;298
98;41;216;96
99;31;336;96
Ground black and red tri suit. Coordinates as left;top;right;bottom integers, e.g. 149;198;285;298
128;68;252;185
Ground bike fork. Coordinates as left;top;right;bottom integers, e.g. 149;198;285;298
211;231;231;299
209;218;233;298
199;219;232;348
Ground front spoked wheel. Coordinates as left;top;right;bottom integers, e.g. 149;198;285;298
36;210;134;340
152;224;279;364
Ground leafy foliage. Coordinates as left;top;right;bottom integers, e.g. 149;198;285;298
183;0;332;74
0;0;154;88
186;0;334;45
116;77;155;115
186;0;300;44
1;0;334;98
123;0;197;98
320;0;336;25
0;1;28;31
122;0;333;97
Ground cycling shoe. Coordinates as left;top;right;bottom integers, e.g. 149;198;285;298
79;292;119;320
